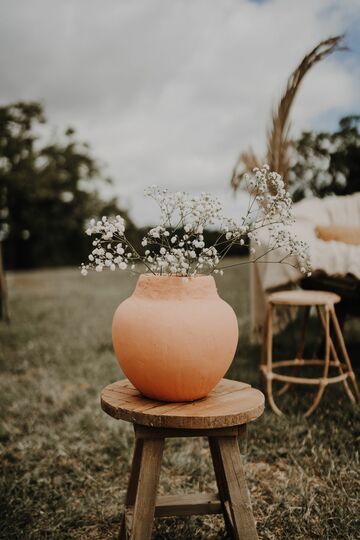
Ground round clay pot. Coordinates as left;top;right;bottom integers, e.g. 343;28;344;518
112;274;238;402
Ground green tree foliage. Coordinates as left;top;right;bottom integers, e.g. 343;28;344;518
288;115;360;201
0;101;133;268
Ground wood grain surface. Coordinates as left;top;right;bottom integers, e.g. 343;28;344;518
101;378;264;429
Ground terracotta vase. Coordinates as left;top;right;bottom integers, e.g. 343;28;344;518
112;274;238;402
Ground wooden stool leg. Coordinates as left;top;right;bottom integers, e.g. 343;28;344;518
124;437;164;540
209;437;235;539
119;438;144;539
216;436;258;540
330;307;360;401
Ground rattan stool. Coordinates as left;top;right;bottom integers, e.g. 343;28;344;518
260;289;359;417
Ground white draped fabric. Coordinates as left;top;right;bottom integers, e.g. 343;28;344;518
250;192;360;340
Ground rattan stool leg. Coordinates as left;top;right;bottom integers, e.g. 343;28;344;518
316;306;356;404
216;436;258;540
265;304;283;416
304;306;330;417
278;306;311;397
330;307;360;401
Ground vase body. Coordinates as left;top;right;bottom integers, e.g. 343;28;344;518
112;274;238;402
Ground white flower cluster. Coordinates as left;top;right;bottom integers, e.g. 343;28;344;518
138;187;224;275
80;215;137;276
267;225;311;272
81;166;311;277
249;167;293;225
238;165;311;273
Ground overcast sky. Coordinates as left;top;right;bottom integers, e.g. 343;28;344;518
1;0;359;224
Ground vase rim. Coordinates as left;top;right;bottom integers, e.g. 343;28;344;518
134;273;218;299
140;273;212;279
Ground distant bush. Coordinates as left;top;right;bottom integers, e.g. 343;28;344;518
289;115;360;201
0;101;134;269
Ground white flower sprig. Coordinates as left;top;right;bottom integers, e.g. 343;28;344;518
81;165;311;277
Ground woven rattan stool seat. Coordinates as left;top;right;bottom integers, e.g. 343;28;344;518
268;289;340;306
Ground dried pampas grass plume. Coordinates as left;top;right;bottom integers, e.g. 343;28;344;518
231;35;347;192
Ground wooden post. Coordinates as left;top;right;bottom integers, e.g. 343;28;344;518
0;242;10;322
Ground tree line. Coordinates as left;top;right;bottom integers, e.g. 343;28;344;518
0;101;359;272
0;101;135;270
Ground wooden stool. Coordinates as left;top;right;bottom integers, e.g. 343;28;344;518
101;378;264;540
261;289;360;417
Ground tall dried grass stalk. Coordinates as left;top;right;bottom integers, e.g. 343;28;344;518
231;35;346;191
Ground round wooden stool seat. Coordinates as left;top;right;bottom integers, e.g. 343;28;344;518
101;378;264;429
101;378;264;539
261;288;359;417
268;289;340;306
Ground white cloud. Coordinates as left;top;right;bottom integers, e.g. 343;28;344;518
0;0;359;224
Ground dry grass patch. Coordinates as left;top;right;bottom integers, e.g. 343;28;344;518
0;265;359;539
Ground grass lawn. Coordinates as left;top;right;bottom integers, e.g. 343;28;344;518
1;262;359;539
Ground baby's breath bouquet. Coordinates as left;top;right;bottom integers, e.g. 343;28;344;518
81;166;311;277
